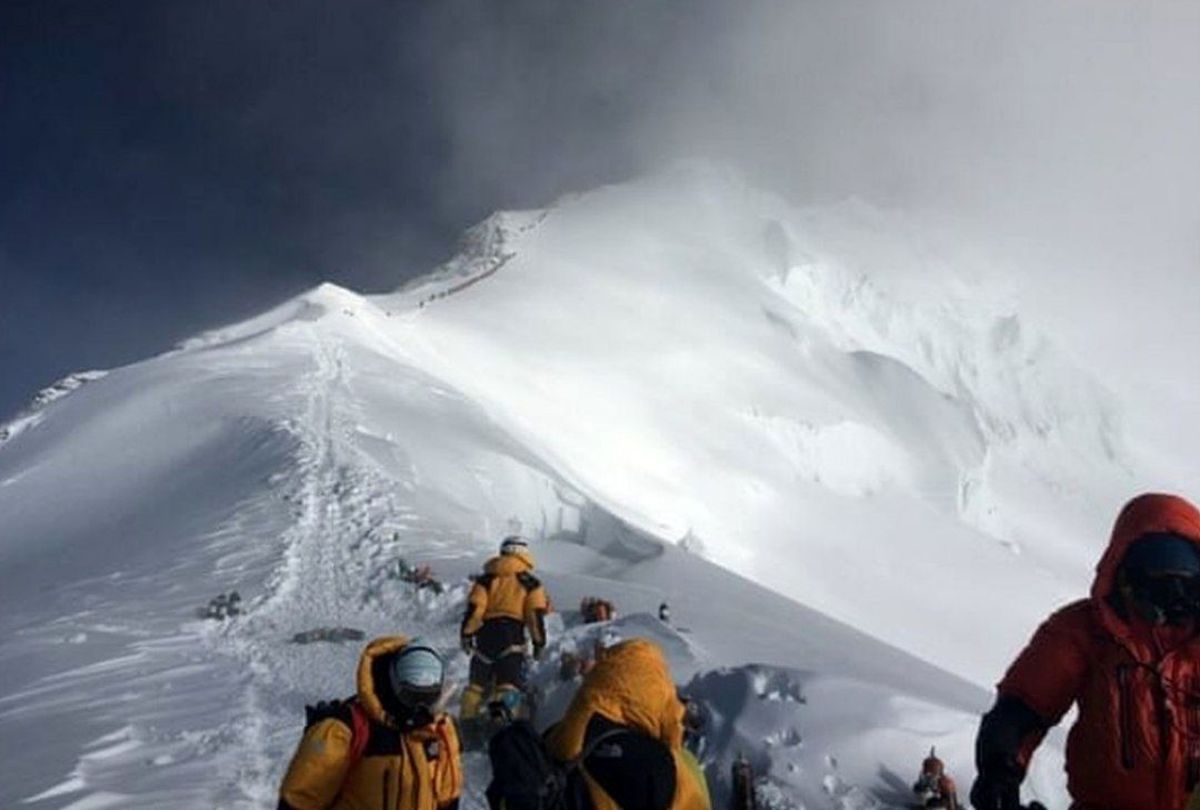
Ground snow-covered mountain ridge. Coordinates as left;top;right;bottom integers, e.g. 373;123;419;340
375;167;1134;678
1;166;1154;808
0;370;108;447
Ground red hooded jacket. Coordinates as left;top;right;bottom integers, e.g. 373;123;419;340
999;493;1200;809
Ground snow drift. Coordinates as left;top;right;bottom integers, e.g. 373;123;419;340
1;166;1156;808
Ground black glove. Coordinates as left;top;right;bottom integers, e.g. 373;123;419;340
460;635;475;656
303;698;354;730
969;770;1022;810
971;694;1046;809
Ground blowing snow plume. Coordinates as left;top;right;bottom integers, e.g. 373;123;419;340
419;0;1200;469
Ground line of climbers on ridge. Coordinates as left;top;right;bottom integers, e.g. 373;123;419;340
277;492;1200;810
277;534;710;810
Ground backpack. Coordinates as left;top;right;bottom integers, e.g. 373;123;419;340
304;698;372;763
485;720;623;810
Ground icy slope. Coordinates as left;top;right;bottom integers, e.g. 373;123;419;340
0;166;1142;808
0;295;554;807
378;166;1136;684
0;286;1060;808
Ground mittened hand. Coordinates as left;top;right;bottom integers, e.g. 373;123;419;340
968;772;1022;810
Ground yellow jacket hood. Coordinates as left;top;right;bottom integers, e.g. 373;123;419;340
549;638;684;757
546;639;710;810
356;636;410;727
484;551;535;576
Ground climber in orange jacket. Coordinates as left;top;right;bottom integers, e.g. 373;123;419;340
459;536;551;722
278;637;462;810
912;748;958;808
972;493;1200;809
545;637;711;809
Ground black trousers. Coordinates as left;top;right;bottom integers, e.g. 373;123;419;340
470;618;529;690
470;650;527;690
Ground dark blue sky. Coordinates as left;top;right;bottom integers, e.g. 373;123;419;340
1;1;663;418
1;3;425;416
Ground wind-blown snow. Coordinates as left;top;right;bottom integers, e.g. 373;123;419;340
1;166;1167;808
378;167;1133;683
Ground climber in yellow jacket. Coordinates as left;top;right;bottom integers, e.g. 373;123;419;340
546;638;711;810
278;637;462;810
459;536;551;723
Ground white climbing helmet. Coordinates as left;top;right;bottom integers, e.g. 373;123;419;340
499;535;528;556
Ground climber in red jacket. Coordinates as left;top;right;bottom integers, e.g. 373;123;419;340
972;493;1200;809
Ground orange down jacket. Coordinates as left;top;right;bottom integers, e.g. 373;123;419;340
278;637;462;810
999;493;1200;809
546;638;711;810
461;550;549;647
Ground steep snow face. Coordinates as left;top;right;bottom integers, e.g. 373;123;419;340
377;166;1138;684
0;280;1045;809
0;166;1153;809
0;292;574;808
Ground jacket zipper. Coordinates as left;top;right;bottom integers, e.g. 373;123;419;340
1189;675;1200;790
1117;664;1135;769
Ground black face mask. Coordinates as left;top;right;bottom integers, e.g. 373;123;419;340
393;684;442;729
1126;571;1200;626
399;702;435;729
377;694;435;730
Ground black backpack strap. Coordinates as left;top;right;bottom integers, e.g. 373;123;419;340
516;572;541;592
564;727;629;775
570;723;677;810
303;696;357;731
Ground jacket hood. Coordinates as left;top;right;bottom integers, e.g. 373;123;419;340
484;551;535;575
1092;493;1200;602
548;638;684;759
356;636;411;726
1091;494;1200;649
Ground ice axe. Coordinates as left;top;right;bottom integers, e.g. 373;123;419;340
731;752;756;810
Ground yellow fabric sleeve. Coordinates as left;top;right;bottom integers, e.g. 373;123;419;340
430;716;463;807
524;584;550;645
279;719;353;810
676;748;712;809
462;580;489;637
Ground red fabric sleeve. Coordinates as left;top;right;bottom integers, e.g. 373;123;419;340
998;600;1093;726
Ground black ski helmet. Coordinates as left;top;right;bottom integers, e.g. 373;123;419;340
388;641;445;722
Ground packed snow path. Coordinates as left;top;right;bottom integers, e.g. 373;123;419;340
213;322;489;805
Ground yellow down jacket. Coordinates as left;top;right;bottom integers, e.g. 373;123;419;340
547;638;711;810
461;551;550;647
279;637;462;810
